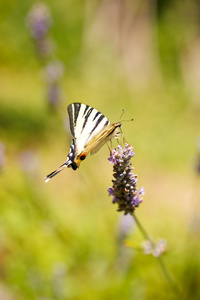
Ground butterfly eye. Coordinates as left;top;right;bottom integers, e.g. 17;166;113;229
80;154;86;161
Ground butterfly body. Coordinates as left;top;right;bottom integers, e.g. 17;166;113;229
45;103;121;182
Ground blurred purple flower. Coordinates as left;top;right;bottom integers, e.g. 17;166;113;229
42;61;65;83
26;2;53;57
42;60;65;107
26;3;52;39
118;214;135;239
47;84;61;108
18;150;40;174
26;2;65;109
108;143;144;214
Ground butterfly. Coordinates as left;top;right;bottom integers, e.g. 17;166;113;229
44;103;122;182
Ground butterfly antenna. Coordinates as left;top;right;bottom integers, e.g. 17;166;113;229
119;109;134;123
119;109;125;122
120;118;134;122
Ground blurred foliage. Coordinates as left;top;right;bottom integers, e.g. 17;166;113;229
0;0;200;299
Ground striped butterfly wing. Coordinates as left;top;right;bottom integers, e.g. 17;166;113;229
67;103;110;159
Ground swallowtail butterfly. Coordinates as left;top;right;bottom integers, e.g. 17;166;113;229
45;103;121;182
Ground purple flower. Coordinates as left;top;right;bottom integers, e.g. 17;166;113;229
26;3;52;39
18;150;40;174
26;3;53;57
42;61;64;107
108;187;117;203
42;61;65;84
118;214;135;237
108;187;114;196
26;3;65;110
108;143;144;214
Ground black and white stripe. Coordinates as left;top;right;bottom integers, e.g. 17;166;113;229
67;103;110;146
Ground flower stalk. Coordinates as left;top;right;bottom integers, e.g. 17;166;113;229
133;213;181;296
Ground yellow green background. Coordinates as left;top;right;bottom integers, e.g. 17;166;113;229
0;0;200;299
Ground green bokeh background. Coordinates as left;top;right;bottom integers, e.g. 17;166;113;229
0;0;200;299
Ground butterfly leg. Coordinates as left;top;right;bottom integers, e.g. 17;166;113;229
116;127;127;146
106;141;112;153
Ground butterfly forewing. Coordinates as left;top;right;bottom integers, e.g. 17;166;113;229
68;103;110;138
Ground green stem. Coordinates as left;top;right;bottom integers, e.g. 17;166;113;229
132;213;182;297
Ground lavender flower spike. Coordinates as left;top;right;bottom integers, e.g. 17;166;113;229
108;143;144;214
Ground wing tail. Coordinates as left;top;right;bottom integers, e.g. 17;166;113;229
44;139;77;182
44;162;70;183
